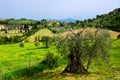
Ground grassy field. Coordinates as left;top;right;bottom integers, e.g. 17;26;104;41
0;42;61;80
21;39;120;80
0;28;120;80
0;39;120;80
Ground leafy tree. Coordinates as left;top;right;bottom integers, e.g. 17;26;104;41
41;36;51;48
56;28;111;73
41;19;48;28
12;35;22;43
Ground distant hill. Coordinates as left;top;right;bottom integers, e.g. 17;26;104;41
88;8;120;32
62;27;120;38
26;29;54;42
58;18;76;22
27;27;120;42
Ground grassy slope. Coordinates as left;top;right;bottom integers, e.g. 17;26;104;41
0;28;120;80
62;27;120;38
22;39;120;80
0;43;57;75
27;28;120;42
26;29;54;42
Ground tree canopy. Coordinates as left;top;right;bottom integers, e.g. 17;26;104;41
56;28;111;73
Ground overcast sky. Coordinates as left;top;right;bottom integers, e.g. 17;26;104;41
0;0;120;20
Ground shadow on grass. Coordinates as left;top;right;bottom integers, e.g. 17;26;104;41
27;47;48;50
2;63;46;80
2;56;60;80
24;70;95;80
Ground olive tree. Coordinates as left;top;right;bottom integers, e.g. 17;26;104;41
56;28;111;73
41;36;53;48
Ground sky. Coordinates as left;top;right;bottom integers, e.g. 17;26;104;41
0;0;120;20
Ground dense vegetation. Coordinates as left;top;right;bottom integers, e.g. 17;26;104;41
56;28;111;73
0;35;22;45
70;8;119;33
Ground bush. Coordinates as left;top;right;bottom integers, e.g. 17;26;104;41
12;35;22;43
117;34;120;38
34;41;40;47
0;36;5;45
41;36;49;48
19;42;24;48
0;35;22;45
41;36;53;48
41;51;58;69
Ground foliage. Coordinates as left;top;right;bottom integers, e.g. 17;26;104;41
41;36;52;48
0;35;22;45
19;42;24;48
56;28;111;73
81;8;120;32
41;51;58;69
0;36;5;45
0;43;58;79
34;41;40;47
12;35;22;43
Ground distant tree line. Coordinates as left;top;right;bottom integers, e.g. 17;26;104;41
75;8;120;32
0;35;22;45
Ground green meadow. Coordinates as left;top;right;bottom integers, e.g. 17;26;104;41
0;38;120;80
0;42;61;80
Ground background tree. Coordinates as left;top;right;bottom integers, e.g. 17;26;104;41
56;28;111;73
41;36;52;48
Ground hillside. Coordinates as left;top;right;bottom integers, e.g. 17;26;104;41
62;27;120;38
26;27;120;42
87;8;120;32
26;29;54;42
20;39;120;80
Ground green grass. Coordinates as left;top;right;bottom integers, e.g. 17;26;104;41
23;39;120;80
27;29;54;42
0;42;59;79
0;39;120;80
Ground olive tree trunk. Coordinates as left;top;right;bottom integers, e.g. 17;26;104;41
63;52;87;73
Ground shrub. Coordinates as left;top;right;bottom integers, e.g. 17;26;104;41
0;36;5;45
19;42;24;48
12;35;22;43
41;36;49;48
34;41;40;47
41;51;58;69
41;36;53;48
